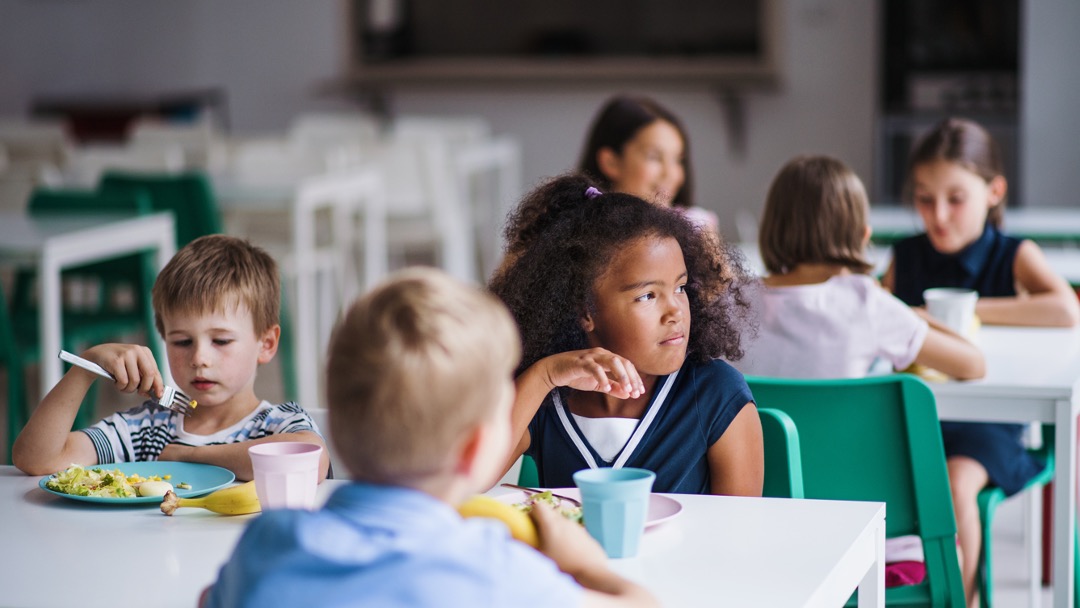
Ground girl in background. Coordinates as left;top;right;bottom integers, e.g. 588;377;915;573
735;154;984;380
884;117;1079;606
579;95;719;233
490;173;761;496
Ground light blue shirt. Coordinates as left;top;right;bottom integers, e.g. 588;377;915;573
206;482;583;608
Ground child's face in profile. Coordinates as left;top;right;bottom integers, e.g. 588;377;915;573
601;119;685;207
161;303;279;412
913;159;1006;254
583;236;690;379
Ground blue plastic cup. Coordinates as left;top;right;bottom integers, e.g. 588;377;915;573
573;467;656;558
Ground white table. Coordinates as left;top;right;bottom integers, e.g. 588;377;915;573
934;326;1080;608
0;211;176;391
871;207;1080;243
0;468;885;608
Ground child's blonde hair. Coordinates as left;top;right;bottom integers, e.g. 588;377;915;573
151;234;280;336
759;155;873;275
326;268;521;485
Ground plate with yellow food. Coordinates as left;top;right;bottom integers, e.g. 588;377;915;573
494;488;683;529
39;462;235;505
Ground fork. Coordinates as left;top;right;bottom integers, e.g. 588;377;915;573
500;483;583;507
58;350;197;417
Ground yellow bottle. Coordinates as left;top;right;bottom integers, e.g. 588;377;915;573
160;481;261;516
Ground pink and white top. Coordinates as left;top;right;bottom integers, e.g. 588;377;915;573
734;274;929;379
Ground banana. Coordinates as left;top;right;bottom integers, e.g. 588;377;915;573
160;481;261;516
457;495;539;547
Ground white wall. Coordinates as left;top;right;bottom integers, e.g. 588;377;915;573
388;0;878;239
1021;0;1080;208
0;0;349;131
0;0;877;240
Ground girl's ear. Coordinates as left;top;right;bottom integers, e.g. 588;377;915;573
988;175;1008;207
580;311;596;333
862;225;873;247
597;147;622;181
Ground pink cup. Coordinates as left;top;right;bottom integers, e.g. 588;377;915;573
248;442;323;510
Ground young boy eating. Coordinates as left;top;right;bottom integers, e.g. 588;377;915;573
201;268;656;607
13;234;329;481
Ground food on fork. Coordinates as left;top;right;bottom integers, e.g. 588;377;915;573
513;490;584;524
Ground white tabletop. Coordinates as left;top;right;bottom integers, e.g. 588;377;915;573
0;468;885;608
932;326;1080;607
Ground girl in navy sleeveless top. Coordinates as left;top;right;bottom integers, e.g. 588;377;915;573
490;173;763;496
884;118;1080;604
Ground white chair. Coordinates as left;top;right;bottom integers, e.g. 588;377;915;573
62;144;185;188
453;136;522;281
286;167;387;411
0;120;73;210
127;119;225;171
287;112;382;151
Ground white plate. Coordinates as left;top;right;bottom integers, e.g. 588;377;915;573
495;488;683;529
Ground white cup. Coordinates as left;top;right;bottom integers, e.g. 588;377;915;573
923;288;978;338
248;442;323;510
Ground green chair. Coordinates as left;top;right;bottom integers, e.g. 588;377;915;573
9;188;161;432
976;425;1075;608
746;374;966;607
98;171;223;247
518;454;539;487
759;407;804;499
1;283;29;464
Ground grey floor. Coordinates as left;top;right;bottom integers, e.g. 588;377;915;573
0;359;1063;606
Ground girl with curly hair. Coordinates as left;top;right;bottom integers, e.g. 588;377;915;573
489;173;762;495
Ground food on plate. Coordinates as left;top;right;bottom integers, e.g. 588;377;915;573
45;464;143;498
458;495;539;547
136;480;174;497
514;491;583;524
160;481;261;516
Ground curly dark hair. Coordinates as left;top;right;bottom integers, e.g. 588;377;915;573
490;173;754;376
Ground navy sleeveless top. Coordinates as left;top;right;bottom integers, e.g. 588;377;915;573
892;224;1021;305
526;358;752;494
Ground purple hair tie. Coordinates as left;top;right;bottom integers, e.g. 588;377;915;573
584;187;603;199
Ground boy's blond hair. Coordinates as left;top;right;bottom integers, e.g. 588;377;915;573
326;268;521;485
759;155;874;275
151;235;280;335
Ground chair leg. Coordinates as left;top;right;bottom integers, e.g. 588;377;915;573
977;488;1002;608
5;362;27;465
1025;483;1043;608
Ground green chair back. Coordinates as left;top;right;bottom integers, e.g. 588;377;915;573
759;407;804;499
1;283;28;464
15;188;161;431
746;374;966;607
98;171;223;247
518;454;539;487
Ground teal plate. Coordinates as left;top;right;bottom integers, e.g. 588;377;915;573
39;462;235;505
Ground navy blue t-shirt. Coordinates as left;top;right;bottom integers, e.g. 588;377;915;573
526;358;752;494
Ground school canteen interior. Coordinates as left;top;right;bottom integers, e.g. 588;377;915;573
2;1;1079;606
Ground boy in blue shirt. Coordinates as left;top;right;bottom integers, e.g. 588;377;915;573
202;268;656;607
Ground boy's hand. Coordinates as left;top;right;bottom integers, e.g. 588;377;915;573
81;344;164;400
531;502;608;578
541;349;644;400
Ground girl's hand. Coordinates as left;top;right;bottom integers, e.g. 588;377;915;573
540;348;644;399
80;343;164;399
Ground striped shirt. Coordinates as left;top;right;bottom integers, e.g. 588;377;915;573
80;401;320;465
